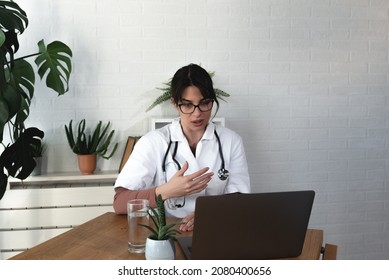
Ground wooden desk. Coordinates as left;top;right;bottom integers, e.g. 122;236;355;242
10;212;323;260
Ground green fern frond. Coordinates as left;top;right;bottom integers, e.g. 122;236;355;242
146;70;230;112
146;90;171;112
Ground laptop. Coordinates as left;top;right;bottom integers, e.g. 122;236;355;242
178;190;315;260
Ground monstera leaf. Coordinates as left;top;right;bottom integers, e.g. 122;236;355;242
0;1;28;34
0;1;72;201
35;40;72;95
0;127;44;199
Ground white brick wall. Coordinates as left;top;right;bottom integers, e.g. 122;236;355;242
9;0;389;259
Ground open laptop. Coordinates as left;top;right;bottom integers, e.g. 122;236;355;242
178;190;315;260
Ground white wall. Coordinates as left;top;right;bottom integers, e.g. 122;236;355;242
12;0;389;259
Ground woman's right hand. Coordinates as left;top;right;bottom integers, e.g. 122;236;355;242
156;161;214;200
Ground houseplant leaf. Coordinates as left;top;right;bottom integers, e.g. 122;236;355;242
10;58;35;100
5;59;34;127
1;83;20;120
139;194;183;241
0;98;9;143
34;40;72;95
0;1;28;34
0;127;44;179
0;1;73;200
0;1;28;71
64;119;118;159
0;172;7;200
0;30;5;46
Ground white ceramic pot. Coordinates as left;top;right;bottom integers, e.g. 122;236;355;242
145;237;175;260
31;157;42;176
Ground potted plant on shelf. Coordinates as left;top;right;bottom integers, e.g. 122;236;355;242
30;140;46;176
146;70;230;112
139;194;182;260
64;119;119;175
0;0;72;200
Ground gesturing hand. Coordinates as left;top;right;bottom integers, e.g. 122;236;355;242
156;161;214;200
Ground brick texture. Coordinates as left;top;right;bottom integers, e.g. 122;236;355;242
13;0;389;259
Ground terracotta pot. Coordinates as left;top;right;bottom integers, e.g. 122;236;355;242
77;154;97;175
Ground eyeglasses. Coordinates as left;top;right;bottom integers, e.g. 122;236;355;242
178;99;214;114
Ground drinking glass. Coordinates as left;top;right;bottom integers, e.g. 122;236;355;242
127;199;149;253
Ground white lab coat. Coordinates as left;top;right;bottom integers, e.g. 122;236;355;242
114;119;250;218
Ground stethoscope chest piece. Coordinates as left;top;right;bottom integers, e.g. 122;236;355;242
163;128;229;184
218;168;229;181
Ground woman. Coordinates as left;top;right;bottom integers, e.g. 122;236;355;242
113;63;250;231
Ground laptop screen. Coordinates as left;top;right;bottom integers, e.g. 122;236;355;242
182;190;315;260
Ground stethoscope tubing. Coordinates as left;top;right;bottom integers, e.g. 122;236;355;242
161;127;229;209
162;128;228;180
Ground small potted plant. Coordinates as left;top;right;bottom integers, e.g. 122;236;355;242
64;119;119;175
139;194;182;260
30;140;46;176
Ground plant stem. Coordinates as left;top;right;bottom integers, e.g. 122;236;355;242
8;52;42;63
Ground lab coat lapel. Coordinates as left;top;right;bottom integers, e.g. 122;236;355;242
194;122;215;156
170;119;215;174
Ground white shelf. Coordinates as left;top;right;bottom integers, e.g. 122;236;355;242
9;171;118;187
2;171;117;259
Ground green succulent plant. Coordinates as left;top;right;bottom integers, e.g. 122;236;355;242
30;140;46;157
139;194;182;241
64;119;118;160
146;71;230;112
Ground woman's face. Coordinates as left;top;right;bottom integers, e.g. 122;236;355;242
174;86;212;134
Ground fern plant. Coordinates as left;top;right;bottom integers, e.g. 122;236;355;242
139;194;182;241
64;119;118;160
146;71;230;112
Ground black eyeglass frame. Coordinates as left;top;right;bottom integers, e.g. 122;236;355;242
178;99;214;114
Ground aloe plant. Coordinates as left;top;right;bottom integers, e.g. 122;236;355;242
0;0;72;200
146;71;230;112
31;140;46;157
64;119;118;160
139;194;182;241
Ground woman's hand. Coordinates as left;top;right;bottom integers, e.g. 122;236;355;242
179;212;195;232
156;161;213;200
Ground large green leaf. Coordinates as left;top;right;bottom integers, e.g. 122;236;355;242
0;2;73;201
0;126;43;199
7;59;34;125
0;1;28;34
0;97;9;142
0;127;44;179
0;172;8;200
2;83;21;120
0;1;28;66
10;58;35;100
34;40;72;95
0;30;5;46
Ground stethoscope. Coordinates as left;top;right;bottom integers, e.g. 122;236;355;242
162;128;229;209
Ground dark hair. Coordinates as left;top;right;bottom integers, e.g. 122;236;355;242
171;64;220;114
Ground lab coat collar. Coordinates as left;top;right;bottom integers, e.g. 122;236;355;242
170;118;215;142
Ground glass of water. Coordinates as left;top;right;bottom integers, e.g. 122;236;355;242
127;199;149;253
